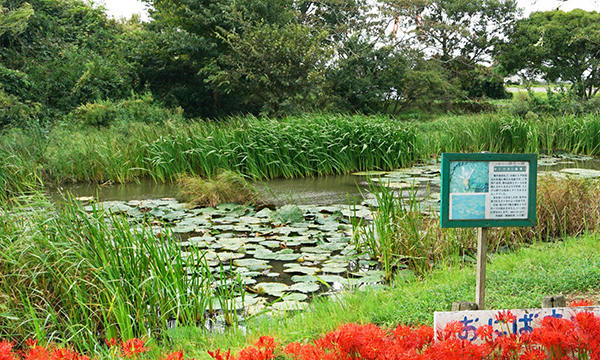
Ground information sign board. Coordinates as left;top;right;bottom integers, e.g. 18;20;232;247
440;153;537;228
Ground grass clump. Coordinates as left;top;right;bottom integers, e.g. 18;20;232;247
176;170;262;207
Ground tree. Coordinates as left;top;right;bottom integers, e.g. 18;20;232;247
498;9;600;99
0;0;139;124
382;0;519;105
210;22;331;115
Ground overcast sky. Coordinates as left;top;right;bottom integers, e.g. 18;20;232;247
98;0;600;23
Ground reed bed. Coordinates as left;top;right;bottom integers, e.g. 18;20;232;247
2;112;600;202
416;112;600;157
0;114;418;201
0;196;241;350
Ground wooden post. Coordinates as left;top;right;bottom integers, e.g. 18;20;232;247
476;227;488;310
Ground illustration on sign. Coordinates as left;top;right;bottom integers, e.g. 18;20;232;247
449;161;529;221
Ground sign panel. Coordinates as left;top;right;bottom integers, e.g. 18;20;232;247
434;307;600;343
441;153;537;228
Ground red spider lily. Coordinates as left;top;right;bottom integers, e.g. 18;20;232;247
164;351;184;360
569;299;594;307
495;310;517;324
121;338;148;358
22;344;50;360
0;341;16;360
207;349;231;360
50;348;79;360
24;340;38;349
477;325;494;342
284;342;335;360
105;338;118;348
519;348;546;360
439;321;464;341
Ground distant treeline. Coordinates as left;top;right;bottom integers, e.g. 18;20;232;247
3;0;599;126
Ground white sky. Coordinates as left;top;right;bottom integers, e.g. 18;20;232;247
97;0;600;23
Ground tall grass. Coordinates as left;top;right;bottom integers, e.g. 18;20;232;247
416;113;600;158
0;196;241;350
177;170;262;207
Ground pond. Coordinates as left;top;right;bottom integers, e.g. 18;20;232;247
49;154;600;326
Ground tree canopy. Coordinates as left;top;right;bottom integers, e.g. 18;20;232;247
499;9;600;99
3;0;600;126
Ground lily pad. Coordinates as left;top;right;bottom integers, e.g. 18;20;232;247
283;266;320;275
253;282;289;297
284;293;309;301
270;300;308;311
289;282;320;293
560;168;600;178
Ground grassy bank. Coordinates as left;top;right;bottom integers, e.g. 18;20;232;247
175;233;600;359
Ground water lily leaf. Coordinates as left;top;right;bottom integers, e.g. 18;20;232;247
270;300;308;311
253;282;289;297
301;247;330;254
290;274;317;283
284;293;309;301
233;259;272;271
96;201;132;214
253;249;277;260
320;266;346;274
172;225;196;234
271;205;304;224
315;274;346;284
289;282;320;293
212;224;235;232
301;253;329;262
162;210;187;222
238;216;264;224
560;168;600;178
283;266;320;275
215;252;245;262
217;238;246;252
259;240;283;249
272;252;302;261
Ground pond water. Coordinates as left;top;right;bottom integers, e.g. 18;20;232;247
51;154;600;206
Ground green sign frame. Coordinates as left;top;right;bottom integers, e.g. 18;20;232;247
440;153;537;228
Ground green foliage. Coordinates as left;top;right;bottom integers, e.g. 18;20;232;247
499;9;600;99
212;22;331;115
69;93;183;127
324;38;408;114
270;204;304;224
177;170;262;208
0;0;139;126
508;89;600;118
0;197;224;349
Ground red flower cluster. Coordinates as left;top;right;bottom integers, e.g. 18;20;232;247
208;310;600;360
105;338;149;358
0;340;89;360
0;338;188;360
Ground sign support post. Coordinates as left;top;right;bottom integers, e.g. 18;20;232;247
476;227;488;310
440;153;537;310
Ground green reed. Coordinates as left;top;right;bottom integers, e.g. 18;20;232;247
0;196;239;350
